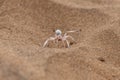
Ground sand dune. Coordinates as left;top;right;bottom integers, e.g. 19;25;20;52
0;0;120;80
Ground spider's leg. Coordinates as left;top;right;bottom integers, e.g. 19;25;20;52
43;37;55;47
64;30;81;36
65;40;70;48
56;39;59;48
62;40;65;48
66;35;75;41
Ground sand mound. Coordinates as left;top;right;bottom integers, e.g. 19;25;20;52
20;0;110;44
0;0;120;80
0;0;110;45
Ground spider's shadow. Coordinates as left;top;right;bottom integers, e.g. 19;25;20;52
47;41;76;48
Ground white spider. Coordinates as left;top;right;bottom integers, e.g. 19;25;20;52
43;29;81;48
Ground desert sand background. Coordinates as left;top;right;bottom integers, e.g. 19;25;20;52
0;0;120;80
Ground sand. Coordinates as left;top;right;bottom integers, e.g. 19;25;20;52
0;0;120;80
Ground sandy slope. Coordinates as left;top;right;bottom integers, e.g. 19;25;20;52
0;0;120;80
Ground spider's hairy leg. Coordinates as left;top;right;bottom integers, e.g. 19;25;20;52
64;29;81;36
55;39;59;48
65;40;70;48
66;35;75;41
62;40;65;48
43;37;55;47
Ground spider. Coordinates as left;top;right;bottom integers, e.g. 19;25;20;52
43;29;81;48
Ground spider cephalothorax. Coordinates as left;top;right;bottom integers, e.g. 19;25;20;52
43;29;81;48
